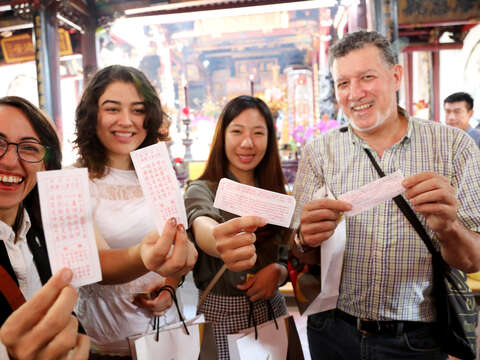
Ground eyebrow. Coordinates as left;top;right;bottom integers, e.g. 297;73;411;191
229;123;267;130
0;133;41;142
100;100;145;106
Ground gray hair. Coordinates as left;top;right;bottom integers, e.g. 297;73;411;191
328;30;396;69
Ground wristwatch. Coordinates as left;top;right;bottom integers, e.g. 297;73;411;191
294;227;315;254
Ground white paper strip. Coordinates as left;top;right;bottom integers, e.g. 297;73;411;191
37;168;102;287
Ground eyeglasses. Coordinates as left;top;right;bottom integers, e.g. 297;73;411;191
0;138;48;163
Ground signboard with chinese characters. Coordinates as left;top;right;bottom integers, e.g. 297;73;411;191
1;28;72;64
398;0;480;25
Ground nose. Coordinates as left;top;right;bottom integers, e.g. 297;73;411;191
0;144;20;167
348;79;365;101
240;136;254;148
446;112;456;122
117;109;133;126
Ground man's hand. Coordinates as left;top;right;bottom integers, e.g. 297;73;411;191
236;263;283;302
214;216;267;272
300;198;351;247
0;268;90;360
403;171;458;234
140;218;198;279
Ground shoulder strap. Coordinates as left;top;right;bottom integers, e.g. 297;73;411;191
26;227;52;285
363;148;442;260
0;264;26;311
0;241;18;286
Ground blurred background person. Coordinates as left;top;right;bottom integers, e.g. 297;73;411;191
444;91;480;148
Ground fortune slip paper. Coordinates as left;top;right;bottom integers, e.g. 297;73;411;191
37;168;102;287
213;178;296;228
339;169;406;217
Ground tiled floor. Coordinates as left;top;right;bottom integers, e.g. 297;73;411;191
178;273;312;359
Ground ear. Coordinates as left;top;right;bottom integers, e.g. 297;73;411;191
467;109;474;120
392;64;403;92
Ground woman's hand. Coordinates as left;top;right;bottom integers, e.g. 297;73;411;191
0;268;90;360
236;263;284;302
213;216;267;272
133;276;182;315
140;218;197;279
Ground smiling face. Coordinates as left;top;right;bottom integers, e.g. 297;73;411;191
0;105;45;226
332;44;402;135
224;108;268;185
444;101;473;131
96;81;147;169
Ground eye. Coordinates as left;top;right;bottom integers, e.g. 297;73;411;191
336;81;348;89
230;129;241;134
362;74;375;80
105;107;119;113
19;142;41;153
133;108;146;114
254;131;266;136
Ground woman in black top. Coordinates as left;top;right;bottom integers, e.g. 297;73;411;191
0;96;89;359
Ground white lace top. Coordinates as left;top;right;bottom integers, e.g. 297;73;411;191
75;167;178;355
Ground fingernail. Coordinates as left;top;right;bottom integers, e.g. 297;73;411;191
61;268;73;283
169;217;177;226
177;224;185;232
402;179;409;187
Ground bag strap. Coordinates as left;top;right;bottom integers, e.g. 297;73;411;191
151;285;189;342
0;264;26;311
363;149;444;264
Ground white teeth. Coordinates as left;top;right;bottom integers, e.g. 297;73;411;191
1;175;22;184
352;103;372;111
114;132;133;138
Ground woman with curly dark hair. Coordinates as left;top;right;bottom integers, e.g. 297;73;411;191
73;65;196;359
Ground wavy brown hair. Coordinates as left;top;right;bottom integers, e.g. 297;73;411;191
199;95;286;194
0;96;62;233
74;65;165;178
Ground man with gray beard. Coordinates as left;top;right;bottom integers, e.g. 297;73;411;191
290;30;480;359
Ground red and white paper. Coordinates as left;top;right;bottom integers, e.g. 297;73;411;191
37;168;101;287
213;178;296;228
339;170;405;217
130;142;188;232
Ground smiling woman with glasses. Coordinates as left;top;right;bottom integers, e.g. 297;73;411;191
0;96;89;359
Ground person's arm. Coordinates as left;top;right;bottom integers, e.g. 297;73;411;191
98;218;197;284
191;216;222;258
0;268;90;360
403;171;480;273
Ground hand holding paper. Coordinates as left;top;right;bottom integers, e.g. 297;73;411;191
299;186;351;248
213;216;266;272
212;178;296;272
140;218;197;279
0;268;90;360
402;171;457;234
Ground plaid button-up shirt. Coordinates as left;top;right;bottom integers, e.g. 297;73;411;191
292;108;480;321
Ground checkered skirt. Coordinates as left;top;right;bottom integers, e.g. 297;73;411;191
198;290;288;360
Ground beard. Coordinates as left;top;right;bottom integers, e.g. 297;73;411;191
347;101;394;133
